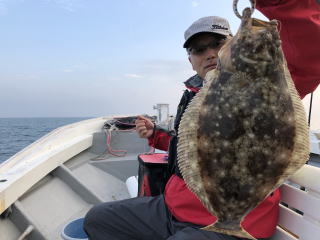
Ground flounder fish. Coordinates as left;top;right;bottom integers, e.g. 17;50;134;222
177;7;310;240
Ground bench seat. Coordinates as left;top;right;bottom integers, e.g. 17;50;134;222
271;164;320;240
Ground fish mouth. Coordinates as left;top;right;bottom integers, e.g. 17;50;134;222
239;54;258;64
239;54;272;65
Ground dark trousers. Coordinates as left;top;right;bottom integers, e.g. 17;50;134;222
83;195;248;240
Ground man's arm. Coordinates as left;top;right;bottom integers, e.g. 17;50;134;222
256;0;320;98
135;115;173;151
147;126;175;151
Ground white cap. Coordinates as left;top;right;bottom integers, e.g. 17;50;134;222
183;16;232;48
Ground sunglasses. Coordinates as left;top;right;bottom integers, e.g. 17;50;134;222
187;37;227;55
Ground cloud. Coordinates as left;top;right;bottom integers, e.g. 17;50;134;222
140;59;194;80
0;0;82;15
0;0;8;15
0;58;196;117
43;0;83;12
191;1;199;7
62;64;81;73
124;73;143;79
14;74;40;80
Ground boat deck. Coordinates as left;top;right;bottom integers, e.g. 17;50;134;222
0;130;150;240
0;125;319;240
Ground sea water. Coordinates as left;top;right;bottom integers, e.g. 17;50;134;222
0;117;90;164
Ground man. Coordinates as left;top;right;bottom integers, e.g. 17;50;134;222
84;16;279;240
133;1;320;239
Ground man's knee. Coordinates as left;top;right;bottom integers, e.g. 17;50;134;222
84;202;112;231
83;205;98;231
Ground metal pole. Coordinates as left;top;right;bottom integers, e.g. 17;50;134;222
306;92;314;165
308;92;313;126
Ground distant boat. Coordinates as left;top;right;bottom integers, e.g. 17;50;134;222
0;111;319;239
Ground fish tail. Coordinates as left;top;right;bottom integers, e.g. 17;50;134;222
202;221;256;240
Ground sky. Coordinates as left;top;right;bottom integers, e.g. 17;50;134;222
0;0;319;130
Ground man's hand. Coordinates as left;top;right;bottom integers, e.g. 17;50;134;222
135;115;154;138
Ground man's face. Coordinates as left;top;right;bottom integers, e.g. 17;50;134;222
187;33;226;79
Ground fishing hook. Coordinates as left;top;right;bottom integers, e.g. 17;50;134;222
233;0;256;19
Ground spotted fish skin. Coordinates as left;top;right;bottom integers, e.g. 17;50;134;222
177;8;309;240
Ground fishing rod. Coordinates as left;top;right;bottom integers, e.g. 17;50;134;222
306;91;314;165
308;92;313;127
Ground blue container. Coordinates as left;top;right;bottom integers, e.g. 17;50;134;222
61;218;88;240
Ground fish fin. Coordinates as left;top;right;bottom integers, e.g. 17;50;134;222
202;223;256;240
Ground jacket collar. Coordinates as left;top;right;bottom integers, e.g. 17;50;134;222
184;74;204;92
